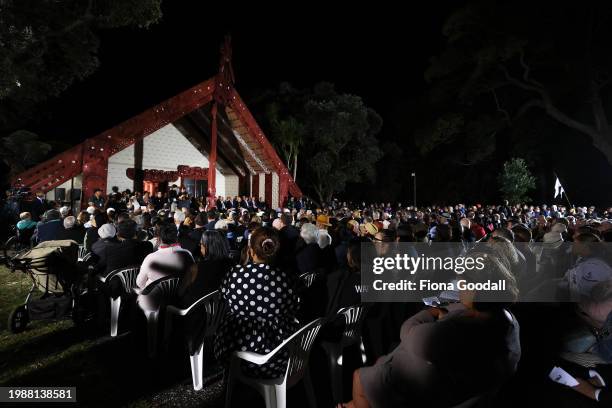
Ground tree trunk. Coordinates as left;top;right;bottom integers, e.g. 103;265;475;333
292;154;298;182
591;130;612;164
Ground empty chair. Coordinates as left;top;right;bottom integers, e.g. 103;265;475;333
137;276;181;357
321;305;368;404
225;318;324;408
164;290;226;390
97;266;140;337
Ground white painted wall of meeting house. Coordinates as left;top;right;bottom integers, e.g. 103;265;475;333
105;124;239;199
49;124;282;208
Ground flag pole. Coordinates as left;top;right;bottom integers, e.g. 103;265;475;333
553;171;573;209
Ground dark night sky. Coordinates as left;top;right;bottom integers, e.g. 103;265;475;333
30;3;455;146
23;2;612;205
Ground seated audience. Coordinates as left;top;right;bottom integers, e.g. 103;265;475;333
341;252;521;408
57;215;86;242
136;223;194;289
93;220;153;276
296;222;324;274
36;209;63;243
214;226;299;378
178;230;232;307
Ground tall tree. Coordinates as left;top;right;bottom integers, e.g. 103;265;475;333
262;82;383;204
266;103;305;182
426;1;612;165
498;157;536;204
302;83;383;204
0;0;163;129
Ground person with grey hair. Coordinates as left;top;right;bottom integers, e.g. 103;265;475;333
57;215;86;242
35;209;63;243
296;222;324;274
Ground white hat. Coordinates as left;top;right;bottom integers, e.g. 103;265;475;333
106;207;116;214
86;206;96;215
59;206;70;216
98;223;116;239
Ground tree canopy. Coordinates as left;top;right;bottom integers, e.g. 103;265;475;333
424;1;612;166
0;0;163;129
261;82;383;204
498;157;536;204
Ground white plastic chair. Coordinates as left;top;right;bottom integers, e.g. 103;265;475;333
321;305;368;404
137;276;181;357
225;318;324;408
77;244;87;262
299;272;319;289
164;290;226;390
97;266;140;337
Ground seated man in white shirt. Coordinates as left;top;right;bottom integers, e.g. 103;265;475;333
136;223;194;311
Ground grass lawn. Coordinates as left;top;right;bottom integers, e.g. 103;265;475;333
0;265;226;407
0;265;324;407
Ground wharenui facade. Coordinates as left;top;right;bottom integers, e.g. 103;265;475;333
13;38;301;209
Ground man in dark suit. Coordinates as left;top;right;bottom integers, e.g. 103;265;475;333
224;196;233;210
277;213;300;272
89;189;106;210
205;211;217;231
92;220;153;276
216;195;225;211
56;216;86;243
240;196;249;209
31;191;47;222
181;213;207;258
36;209;63;243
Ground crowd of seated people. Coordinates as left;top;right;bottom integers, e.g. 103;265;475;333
7;186;612;406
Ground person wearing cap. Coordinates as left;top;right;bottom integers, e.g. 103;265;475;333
35;209;63;243
92;220;153;276
91;223;117;266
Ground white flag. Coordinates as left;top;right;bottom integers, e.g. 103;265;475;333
554;177;565;198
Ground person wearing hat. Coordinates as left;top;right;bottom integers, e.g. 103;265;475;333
316;214;332;230
92;220;153;276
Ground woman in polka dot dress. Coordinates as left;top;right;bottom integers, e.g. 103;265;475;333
214;226;300;378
